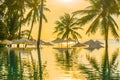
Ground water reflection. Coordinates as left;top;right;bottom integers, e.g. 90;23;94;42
55;48;71;71
54;48;83;79
0;48;48;80
0;45;120;80
54;47;120;80
78;48;120;80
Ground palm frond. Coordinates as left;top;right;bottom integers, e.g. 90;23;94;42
77;13;97;26
108;15;119;29
72;27;83;30
86;14;100;35
42;14;47;22
43;7;51;12
108;16;119;39
73;9;98;15
57;31;64;37
71;30;82;39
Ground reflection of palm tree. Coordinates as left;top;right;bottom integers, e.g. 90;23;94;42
55;49;71;70
79;49;119;80
54;13;82;47
8;49;19;80
29;51;38;80
73;0;119;48
55;48;80;71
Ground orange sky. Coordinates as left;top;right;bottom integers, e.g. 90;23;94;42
29;0;120;41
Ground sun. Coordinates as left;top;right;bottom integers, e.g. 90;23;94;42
62;0;73;3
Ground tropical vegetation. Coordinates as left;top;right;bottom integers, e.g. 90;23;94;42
73;0;120;48
54;13;82;42
0;0;49;41
0;0;120;79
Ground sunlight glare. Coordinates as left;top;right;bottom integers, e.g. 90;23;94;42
62;0;73;3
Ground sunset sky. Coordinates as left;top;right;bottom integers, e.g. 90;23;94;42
30;0;120;41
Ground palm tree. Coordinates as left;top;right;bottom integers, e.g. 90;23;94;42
2;0;27;40
25;0;50;40
37;0;44;79
73;0;120;48
54;13;82;47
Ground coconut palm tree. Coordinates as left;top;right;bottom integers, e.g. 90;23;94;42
37;0;44;79
25;0;50;40
73;0;120;48
54;13;82;46
2;0;27;40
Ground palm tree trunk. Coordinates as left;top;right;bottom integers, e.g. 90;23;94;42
67;35;69;49
17;22;22;48
37;0;44;80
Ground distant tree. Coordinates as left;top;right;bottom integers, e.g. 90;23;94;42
54;13;82;42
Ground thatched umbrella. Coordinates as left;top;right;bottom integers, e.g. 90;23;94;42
2;40;12;45
84;39;95;45
42;42;53;46
95;40;104;44
63;38;76;43
51;38;65;48
84;39;104;51
12;39;34;44
39;40;46;45
51;38;64;43
95;44;104;49
12;39;35;48
30;39;47;45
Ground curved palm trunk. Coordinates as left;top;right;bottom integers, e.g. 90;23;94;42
25;20;34;47
37;0;44;80
28;20;34;40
